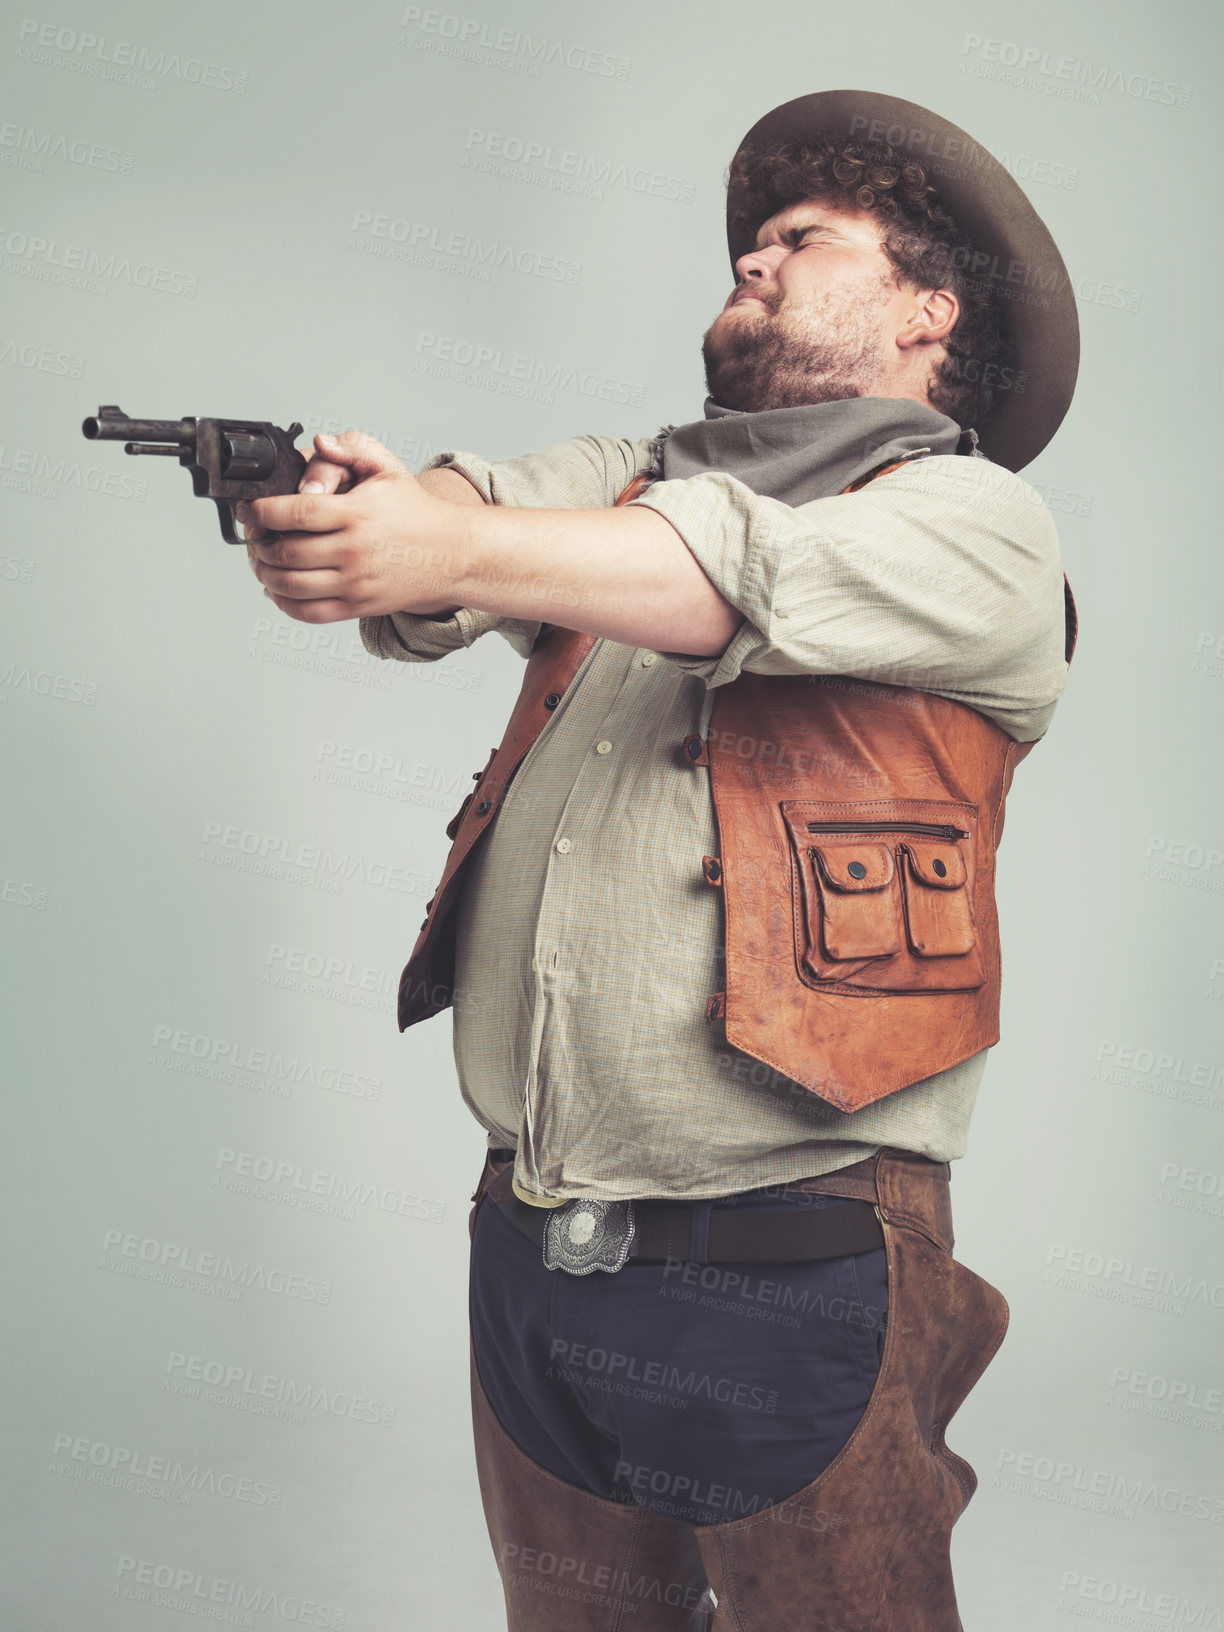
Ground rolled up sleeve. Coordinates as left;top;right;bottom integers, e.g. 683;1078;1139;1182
360;602;535;662
628;455;1070;742
360;435;655;664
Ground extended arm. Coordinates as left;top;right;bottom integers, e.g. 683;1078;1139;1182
437;499;741;654
243;430;742;657
242;431;1066;741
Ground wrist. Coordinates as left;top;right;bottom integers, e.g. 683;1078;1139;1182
381;484;483;619
434;499;490;613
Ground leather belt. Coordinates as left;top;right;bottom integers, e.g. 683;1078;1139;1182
489;1186;884;1265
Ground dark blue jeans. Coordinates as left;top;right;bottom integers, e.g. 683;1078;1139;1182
470;1184;888;1529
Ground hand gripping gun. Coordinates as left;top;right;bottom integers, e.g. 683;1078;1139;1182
81;406;307;543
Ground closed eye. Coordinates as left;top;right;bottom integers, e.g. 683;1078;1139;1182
750;222;837;254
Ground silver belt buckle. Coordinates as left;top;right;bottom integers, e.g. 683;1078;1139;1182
543;1198;637;1275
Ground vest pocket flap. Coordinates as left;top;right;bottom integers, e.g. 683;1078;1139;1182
901;841;967;890
901;842;975;957
811;841;895;893
806;842;903;961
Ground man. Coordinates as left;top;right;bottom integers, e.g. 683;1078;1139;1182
240;90;1078;1632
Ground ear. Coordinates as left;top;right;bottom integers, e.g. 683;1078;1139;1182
896;288;959;351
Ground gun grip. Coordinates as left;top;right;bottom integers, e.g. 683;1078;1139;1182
214;498;283;547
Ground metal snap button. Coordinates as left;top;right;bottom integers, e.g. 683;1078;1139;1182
847;860;867;880
932;857;948;877
476;799;492;815
544;692;561;709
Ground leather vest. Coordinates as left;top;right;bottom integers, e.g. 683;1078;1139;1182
397;464;1078;1114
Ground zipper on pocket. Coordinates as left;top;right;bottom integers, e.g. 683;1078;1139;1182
805;820;969;840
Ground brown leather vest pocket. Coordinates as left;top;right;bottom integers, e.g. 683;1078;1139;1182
809;840;904;961
781;800;986;993
900;839;976;956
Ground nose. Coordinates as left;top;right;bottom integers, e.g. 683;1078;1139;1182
726;242;786;308
732;241;786;285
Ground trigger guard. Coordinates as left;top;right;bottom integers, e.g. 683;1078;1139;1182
214;497;282;547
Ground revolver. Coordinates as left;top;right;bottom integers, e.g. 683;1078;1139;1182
81;405;307;543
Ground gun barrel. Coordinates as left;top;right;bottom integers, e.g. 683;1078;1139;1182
81;406;192;443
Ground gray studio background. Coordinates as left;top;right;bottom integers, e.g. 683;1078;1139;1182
2;0;1221;1626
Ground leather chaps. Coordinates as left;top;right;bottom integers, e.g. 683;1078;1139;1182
468;1148;1009;1631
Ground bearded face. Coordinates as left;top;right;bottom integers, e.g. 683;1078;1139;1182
701;264;903;413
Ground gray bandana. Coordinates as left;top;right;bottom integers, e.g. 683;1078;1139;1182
650;395;966;506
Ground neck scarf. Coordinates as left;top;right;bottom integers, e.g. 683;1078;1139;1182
650;395;966;506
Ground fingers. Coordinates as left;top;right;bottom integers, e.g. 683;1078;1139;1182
254;566;348;601
262;592;351;624
245;430;406;535
248;531;340;572
298;441;355;497
238;489;345;536
306;429;409;484
246;427;412;607
248;532;346;601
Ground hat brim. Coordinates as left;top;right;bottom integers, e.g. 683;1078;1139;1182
726;90;1079;471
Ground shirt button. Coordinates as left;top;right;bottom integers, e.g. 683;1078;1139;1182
595;739;612;754
555;837;573;854
641;652;658;667
531;955;539;972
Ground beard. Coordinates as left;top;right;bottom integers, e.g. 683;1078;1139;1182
701;271;898;413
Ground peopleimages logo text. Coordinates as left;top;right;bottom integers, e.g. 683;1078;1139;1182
15;18;247;92
462;127;694;203
397;7;631;79
958;34;1190;106
198;821;432;897
0;225;197;296
414;332;644;406
52;1433;281;1507
350;209;580;284
114;1555;342;1627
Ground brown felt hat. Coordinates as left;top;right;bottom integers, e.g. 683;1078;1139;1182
726;90;1079;471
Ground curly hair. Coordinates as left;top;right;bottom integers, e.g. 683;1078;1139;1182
726;133;1016;429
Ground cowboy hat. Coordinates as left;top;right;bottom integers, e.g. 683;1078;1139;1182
726;90;1079;470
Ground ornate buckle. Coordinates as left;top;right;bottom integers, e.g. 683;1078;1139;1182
543;1199;637;1275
